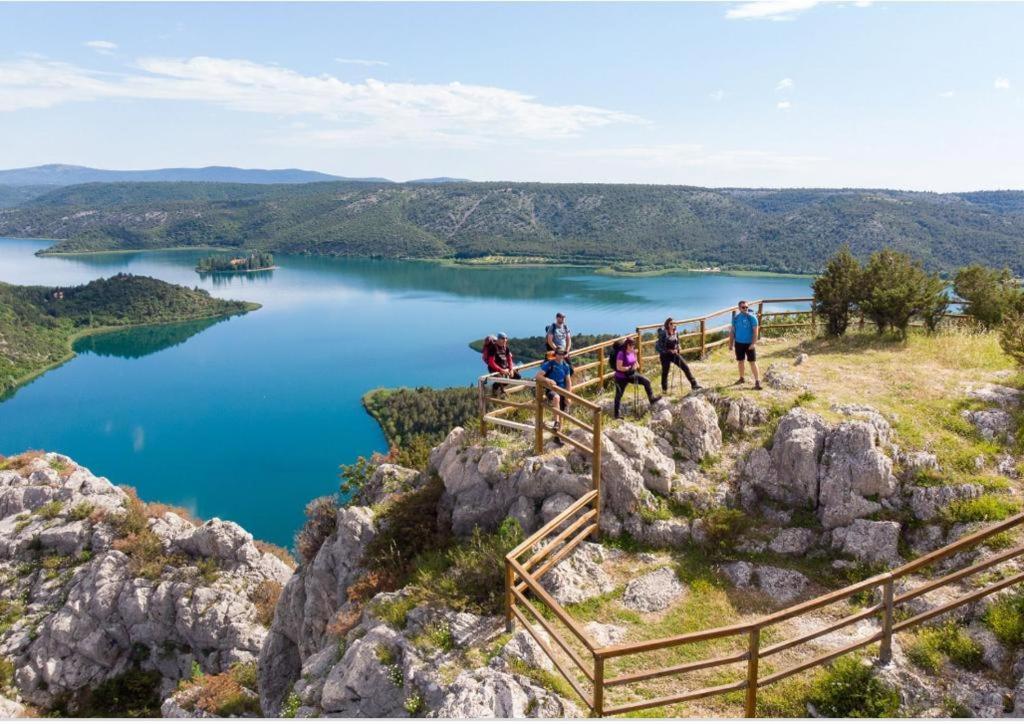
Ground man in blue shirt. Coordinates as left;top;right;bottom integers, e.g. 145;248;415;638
729;300;762;390
536;346;574;432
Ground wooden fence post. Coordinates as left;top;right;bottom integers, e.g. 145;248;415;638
699;319;707;359
593;654;605;717
478;378;488;436
592;410;603;534
534;381;545;455
879;577;895;663
745;627;760;718
635;327;643;370
504;558;514;633
598;346;605;387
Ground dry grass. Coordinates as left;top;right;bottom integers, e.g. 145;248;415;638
251;580;283;627
256;540;297;568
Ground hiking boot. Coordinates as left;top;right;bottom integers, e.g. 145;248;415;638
734;378;745;385
753;382;763;391
649;395;663;405
691;382;703;390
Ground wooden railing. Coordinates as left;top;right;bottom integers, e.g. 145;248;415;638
482;296;1013;716
508;508;1024;717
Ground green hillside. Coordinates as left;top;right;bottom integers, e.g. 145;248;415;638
2;181;1023;274
0;274;257;396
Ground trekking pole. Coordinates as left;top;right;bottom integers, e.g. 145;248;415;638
633;380;639;419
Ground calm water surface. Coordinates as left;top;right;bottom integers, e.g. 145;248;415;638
0;238;811;545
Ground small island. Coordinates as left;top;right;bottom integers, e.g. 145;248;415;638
196;251;276;274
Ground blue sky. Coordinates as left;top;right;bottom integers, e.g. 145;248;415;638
1;1;1021;190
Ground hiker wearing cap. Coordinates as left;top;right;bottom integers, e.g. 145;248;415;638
656;318;701;393
730;300;762;390
536;347;574;431
612;337;661;419
545;313;572;360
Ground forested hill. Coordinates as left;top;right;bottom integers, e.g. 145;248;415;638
2;181;1023;274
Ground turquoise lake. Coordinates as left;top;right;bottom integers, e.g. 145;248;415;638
0;238;811;546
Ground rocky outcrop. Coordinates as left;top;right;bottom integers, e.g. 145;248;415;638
742;407;900;530
0;452;293;713
622;567;686;612
719;561;811;605
829;519;901;565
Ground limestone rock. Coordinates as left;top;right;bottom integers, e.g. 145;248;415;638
540;542;615;605
898;451;940;482
966;383;1022;407
830;519;901;565
963;409;1015;443
500;630;553;672
818;421;898;529
906;484;982;522
745;408;827;508
622;567;686;612
720;562;809;605
768;527;818;556
0;695;25;718
763;364;804;390
583;622;627;648
436;668;579;718
356;463;419;506
664;396;722;462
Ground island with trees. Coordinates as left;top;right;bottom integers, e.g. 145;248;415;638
0;273;259;397
196;251;275;274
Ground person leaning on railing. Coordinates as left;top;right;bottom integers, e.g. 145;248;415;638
535;346;574;434
656;317;702;393
613;337;661;419
545;312;572;360
486;332;521;398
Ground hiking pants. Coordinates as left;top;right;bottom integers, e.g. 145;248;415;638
659;351;697;392
614;374;654;416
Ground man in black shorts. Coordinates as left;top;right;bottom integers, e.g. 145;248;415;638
729;300;762;390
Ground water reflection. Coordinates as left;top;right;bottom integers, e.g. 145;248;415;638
73;317;227;359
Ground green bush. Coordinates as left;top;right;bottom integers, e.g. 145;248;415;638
984;585;1024;646
295;495;338;564
72;668;162;717
940;495;1020;525
806;657;900;717
859;249;948;336
954;264;1023;329
280;691;302;718
812;246;862;337
1000;310;1024;369
696;508;749;555
907;622;983;674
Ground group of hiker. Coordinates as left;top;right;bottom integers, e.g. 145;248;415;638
481;302;762;422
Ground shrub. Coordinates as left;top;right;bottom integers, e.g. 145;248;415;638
954;264;1023;329
295;495;338;563
251;580;283;627
73;668;162;717
806;656;900;717
114;529;173;579
373;595;417;629
984;585;1024;646
412;518;523;615
362;476;448;577
907;622;983;674
390;434;434;472
0;656;14;694
812;245;862;337
696;508;748;555
404;690;425;716
339;455;377;500
193;669;261;717
67;501;95;521
280;691;302;718
940;494;1020;525
36;500;63;520
859;249;948;336
1000;310;1024;369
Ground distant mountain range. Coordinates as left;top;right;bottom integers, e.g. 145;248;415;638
0;164;383;186
2;179;1023;274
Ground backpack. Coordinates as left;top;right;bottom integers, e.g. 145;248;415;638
655;327;667;354
608;341;624;372
482;337;496;364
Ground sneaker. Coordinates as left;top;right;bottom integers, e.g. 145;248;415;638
753;382;763;391
734;378;745;385
614;411;623;420
691;382;703;390
649;395;663;405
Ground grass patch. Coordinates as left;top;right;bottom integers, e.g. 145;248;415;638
906;621;983;674
506;657;576;702
806;656;900;717
36;499;63;520
940;494;1020;526
373;596;417;630
984;585;1024;646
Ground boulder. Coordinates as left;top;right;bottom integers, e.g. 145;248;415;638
898;451;940;482
818;421;898;529
745;408;828;508
830;519;901;565
436;668;579;718
768;527;818;556
356;464;419;506
583;622;627;648
540;542;615;605
906;484;982;522
963;409;1015;443
319;627;406;717
763;364;804;390
665;396;722;462
622;567;686;612
499;631;553;672
966;383;1022;407
720;562;809;605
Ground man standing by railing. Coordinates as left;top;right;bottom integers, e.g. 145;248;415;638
545;312;572;359
730;300;762;391
536;346;574;434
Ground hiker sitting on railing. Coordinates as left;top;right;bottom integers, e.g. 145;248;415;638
545;312;572;360
612;337;661;419
485;332;521;397
536;346;574;433
656;317;702;393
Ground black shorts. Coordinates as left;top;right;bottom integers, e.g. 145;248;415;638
734;342;757;362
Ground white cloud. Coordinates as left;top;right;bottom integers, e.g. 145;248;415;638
335;58;388;67
710;89;726;102
938;90;955;98
85;40;117;55
570;143;827;171
994;77;1011;90
0;56;644;146
776;77;794;92
726;0;822;21
777;100;792;110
